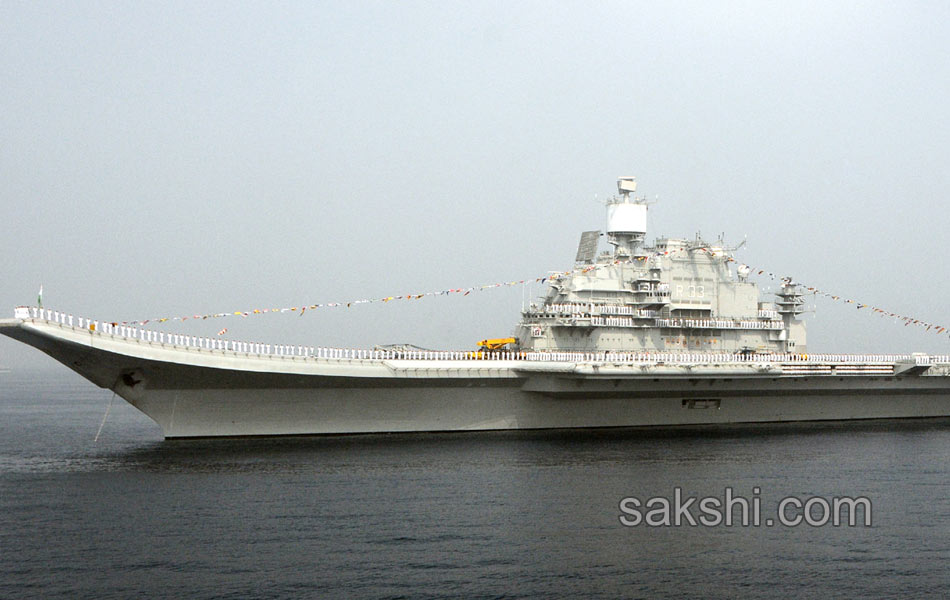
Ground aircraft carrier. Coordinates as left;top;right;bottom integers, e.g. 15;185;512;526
3;178;949;438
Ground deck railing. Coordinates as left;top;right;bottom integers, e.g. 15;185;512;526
13;306;950;366
654;318;785;330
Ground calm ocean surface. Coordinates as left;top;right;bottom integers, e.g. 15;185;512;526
1;368;949;599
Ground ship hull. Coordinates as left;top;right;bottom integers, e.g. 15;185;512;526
141;385;950;439
3;317;950;438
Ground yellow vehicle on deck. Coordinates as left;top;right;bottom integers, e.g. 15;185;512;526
466;337;519;359
477;337;518;351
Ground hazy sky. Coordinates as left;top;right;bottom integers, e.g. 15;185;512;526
3;1;950;370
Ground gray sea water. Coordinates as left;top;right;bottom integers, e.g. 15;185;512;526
1;368;949;599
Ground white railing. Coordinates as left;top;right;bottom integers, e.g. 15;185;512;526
533;303;591;316
591;317;638;328
530;304;659;318
599;305;636;316
13;306;950;366
655;318;785;330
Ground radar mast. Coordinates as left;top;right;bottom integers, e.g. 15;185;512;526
606;177;649;258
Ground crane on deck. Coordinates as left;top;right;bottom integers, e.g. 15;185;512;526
476;337;518;351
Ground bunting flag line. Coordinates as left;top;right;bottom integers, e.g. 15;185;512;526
690;246;949;339
119;246;949;339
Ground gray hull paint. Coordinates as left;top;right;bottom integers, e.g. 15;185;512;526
145;387;950;439
4;318;950;438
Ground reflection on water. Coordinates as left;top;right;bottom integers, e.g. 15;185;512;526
2;369;950;598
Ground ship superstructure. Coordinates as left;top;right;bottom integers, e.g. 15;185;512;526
514;178;806;354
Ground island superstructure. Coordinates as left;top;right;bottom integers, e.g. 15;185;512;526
2;178;949;438
513;177;806;355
